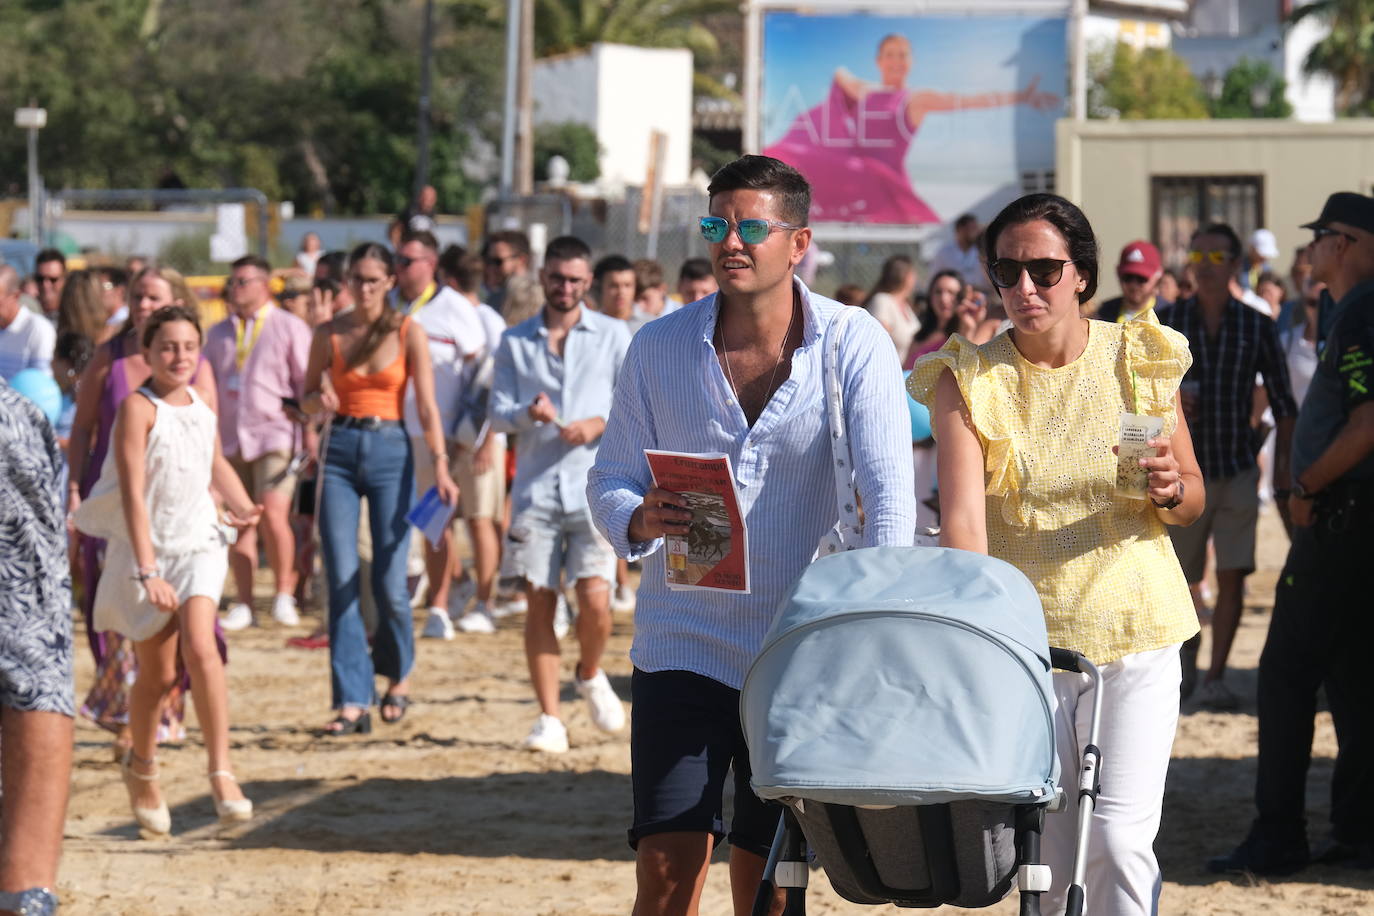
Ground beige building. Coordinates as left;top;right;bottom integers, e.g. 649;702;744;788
1057;118;1374;300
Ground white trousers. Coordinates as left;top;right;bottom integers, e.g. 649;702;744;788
1043;644;1181;916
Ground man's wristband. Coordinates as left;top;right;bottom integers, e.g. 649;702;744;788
1293;479;1318;500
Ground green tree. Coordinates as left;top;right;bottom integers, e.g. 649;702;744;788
533;122;600;182
1288;0;1374;115
1090;42;1208;120
530;0;739;97
1208;57;1294;119
0;0;506;216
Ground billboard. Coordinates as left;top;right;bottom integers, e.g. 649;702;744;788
762;12;1067;226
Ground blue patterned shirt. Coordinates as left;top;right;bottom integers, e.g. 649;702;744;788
588;280;916;689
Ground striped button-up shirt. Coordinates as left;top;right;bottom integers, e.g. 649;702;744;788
587;279;915;689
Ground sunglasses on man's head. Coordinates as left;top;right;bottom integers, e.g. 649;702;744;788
1187;250;1231;265
699;216;802;246
987;258;1073;289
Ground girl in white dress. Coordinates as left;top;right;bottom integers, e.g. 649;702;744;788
76;305;262;836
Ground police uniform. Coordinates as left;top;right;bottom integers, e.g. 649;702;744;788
1210;192;1374;874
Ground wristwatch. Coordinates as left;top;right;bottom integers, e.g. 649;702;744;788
0;887;59;916
1293;479;1318;501
1152;479;1185;511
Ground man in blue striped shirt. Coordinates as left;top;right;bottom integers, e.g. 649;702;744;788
588;156;915;915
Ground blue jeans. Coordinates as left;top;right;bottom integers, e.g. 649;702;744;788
318;423;415;709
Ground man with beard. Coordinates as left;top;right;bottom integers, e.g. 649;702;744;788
489;235;629;753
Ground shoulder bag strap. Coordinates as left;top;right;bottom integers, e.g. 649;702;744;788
819;307;864;554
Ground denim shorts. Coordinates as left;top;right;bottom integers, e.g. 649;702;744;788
504;504;615;591
628;668;780;858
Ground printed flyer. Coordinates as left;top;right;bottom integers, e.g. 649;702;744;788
645;450;749;593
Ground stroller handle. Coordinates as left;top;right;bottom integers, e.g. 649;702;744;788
1049;647;1086;674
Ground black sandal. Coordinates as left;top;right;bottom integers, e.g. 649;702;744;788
379;693;411;724
323;711;372;736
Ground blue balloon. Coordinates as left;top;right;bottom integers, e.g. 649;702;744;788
903;371;932;442
9;368;63;424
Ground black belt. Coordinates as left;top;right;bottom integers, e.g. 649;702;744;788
333;415;403;431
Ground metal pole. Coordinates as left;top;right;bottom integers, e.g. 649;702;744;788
26;127;41;244
499;0;520;198
515;0;535;195
413;0;435;202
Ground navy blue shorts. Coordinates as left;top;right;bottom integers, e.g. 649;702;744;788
628;668;780;858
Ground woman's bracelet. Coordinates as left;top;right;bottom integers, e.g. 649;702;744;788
1151;479;1186;511
132;564;162;583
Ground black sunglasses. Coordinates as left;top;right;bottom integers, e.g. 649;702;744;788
1313;226;1357;244
988;258;1074;289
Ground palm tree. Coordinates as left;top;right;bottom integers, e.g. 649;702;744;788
1288;0;1374;114
534;0;731;57
531;0;739;96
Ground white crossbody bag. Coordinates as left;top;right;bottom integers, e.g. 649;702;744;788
816;308;865;557
814;308;937;555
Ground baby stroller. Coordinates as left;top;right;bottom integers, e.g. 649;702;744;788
740;546;1103;915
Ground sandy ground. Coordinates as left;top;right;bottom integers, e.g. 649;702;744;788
56;505;1374;914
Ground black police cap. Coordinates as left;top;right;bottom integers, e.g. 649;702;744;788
1300;192;1374;235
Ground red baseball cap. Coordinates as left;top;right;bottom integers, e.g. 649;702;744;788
1117;240;1162;280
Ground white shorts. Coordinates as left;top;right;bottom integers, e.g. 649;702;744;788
503;505;615;592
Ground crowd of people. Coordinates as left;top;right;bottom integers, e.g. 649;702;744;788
1;155;1372;915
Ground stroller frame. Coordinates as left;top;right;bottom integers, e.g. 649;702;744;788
752;648;1104;916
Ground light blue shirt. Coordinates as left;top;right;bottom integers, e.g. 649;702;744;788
490;305;631;516
587;279;916;689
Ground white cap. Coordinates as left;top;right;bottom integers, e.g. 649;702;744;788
1249;228;1279;260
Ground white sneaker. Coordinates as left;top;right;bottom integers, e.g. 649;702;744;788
421;606;455;640
448;576;477;616
575;668;626;733
222;603;253;631
611;584;636;614
521;714;569;753
553;594;572;640
492;592;527;618
456;602;496;634
271;593;300;626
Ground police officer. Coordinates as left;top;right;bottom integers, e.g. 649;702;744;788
1209;192;1374;875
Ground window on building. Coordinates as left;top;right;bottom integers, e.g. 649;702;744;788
1151;175;1264;269
1020;170;1055;194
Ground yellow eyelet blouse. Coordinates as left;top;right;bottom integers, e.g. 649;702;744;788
908;317;1199;665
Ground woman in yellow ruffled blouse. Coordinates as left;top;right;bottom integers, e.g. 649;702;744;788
909;194;1203;916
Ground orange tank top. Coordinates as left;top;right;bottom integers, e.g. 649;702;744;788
328;316;410;420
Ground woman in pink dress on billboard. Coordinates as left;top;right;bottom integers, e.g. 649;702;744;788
764;33;1059;223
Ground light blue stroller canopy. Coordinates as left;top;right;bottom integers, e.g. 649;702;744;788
742;546;1058;808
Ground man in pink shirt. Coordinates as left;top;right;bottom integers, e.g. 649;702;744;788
205;255;314;630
